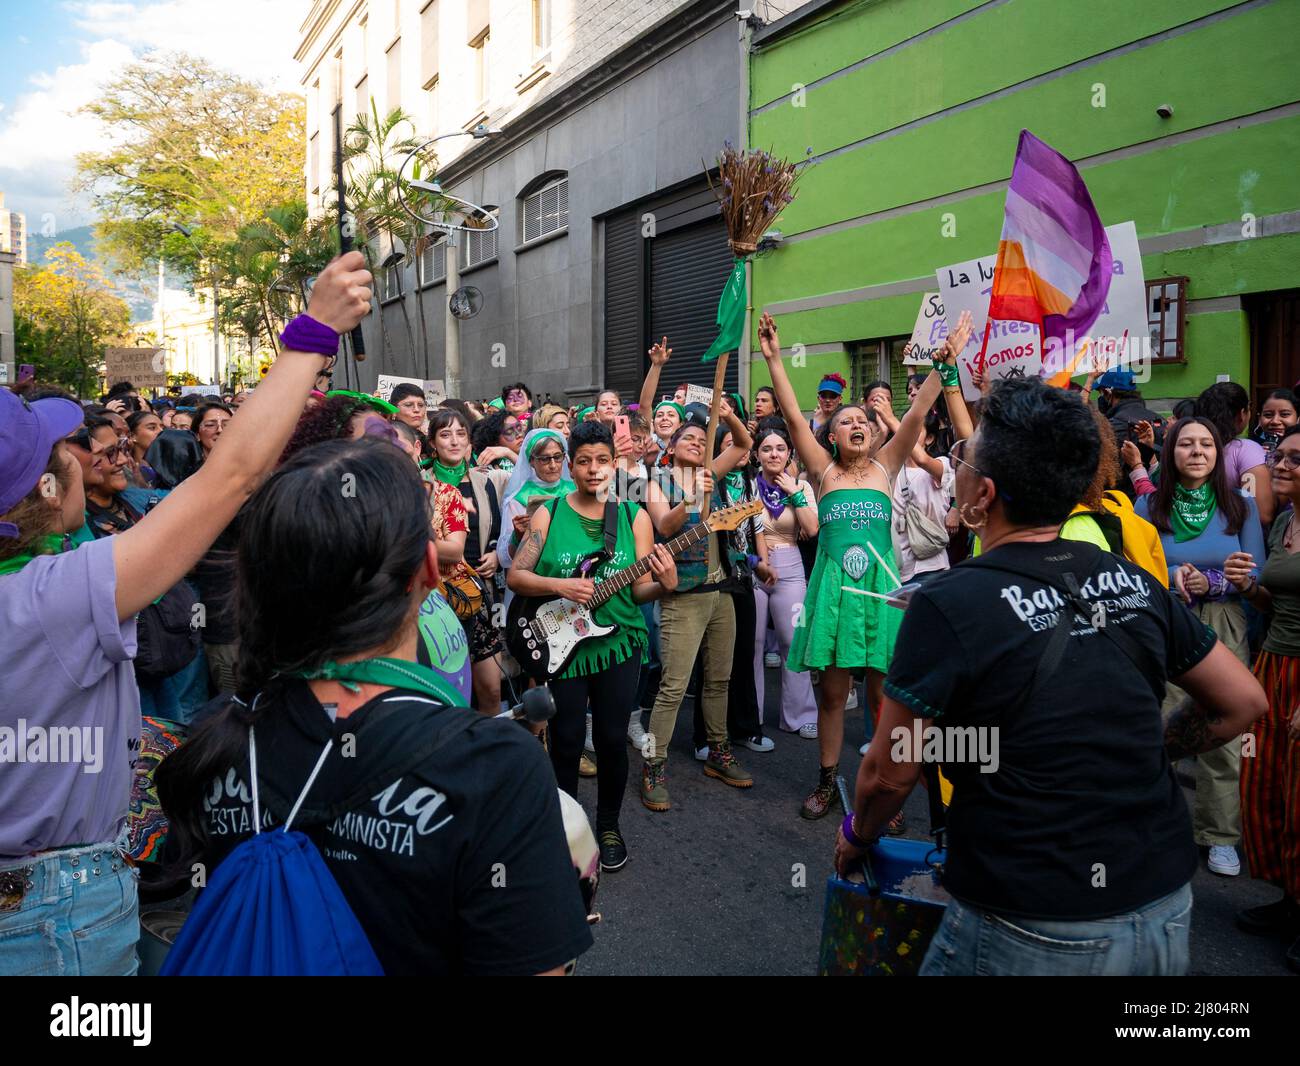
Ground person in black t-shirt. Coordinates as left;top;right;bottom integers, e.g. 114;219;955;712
834;378;1266;977
158;439;592;975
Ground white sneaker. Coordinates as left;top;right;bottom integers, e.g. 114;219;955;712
694;745;710;762
628;712;646;748
764;652;781;669
845;688;858;710
1207;845;1241;877
798;722;819;739
743;734;774;753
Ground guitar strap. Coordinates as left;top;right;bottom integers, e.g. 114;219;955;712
602;498;619;560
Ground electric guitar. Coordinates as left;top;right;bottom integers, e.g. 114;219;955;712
506;498;763;681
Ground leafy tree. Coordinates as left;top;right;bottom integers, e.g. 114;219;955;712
14;244;132;397
74;51;305;279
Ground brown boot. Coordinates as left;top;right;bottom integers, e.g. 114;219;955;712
800;764;839;819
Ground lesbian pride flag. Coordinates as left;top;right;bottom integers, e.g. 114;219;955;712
978;130;1112;375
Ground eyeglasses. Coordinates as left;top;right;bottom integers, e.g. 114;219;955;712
397;399;425;410
199;419;230;431
70;430;131;462
948;438;987;478
1270;450;1300;470
533;452;565;466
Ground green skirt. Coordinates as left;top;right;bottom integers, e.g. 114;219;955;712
787;547;902;674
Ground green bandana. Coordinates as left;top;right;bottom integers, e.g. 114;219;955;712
431;458;469;486
288;655;467;708
655;401;686;421
723;470;745;500
577;406;595;422
525;429;565;460
0;534;64;577
325;389;399;416
1170;481;1217;542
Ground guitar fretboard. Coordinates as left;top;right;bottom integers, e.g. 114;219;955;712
590;523;712;607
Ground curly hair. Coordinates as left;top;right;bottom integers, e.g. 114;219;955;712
471;409;511;459
280;395;374;464
1078;405;1122;511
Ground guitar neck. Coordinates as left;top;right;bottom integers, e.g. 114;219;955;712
590;523;712;606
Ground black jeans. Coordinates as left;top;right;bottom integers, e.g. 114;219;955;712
691;586;762;748
549;654;639;831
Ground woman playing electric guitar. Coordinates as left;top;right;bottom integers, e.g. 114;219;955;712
508;420;678;874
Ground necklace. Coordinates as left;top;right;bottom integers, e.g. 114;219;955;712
1284;512;1300;551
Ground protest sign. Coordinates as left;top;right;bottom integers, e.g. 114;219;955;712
683;384;713;408
376;374;425;402
936;221;1148;400
423;379;445;406
904;293;946;366
104;347;166;389
189;384;222;398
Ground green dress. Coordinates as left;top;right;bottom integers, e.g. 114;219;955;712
534;496;648;680
787;487;903;674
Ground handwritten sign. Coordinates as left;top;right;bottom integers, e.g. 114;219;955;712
936;220;1148;401
423;379;445;407
683;384;714;408
376;374;425;402
104;347;166;389
904;293;946;366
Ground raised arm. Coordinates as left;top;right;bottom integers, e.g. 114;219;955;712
710;404;753;478
758;311;829;482
638;337;671;419
112;252;372;620
879;311;972;476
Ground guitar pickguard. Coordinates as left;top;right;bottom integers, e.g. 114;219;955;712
532;599;616;674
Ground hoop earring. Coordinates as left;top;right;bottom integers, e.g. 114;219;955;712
958;502;988;533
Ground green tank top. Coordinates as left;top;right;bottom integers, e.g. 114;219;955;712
534;496;648;678
817;488;899;583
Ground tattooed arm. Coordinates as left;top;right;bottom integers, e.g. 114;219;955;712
506;502;597;606
1164;641;1267;760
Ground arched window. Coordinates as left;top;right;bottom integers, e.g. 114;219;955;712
518;172;568;245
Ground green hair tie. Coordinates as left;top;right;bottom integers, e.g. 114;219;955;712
655;401;687;420
525;429;565;458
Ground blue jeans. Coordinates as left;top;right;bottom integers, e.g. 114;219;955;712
0;841;140;976
919;883;1192;976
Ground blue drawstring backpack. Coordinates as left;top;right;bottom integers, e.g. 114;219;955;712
161;726;384;976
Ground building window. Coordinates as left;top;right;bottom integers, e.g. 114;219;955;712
462;207;499;269
471;30;489;107
1146;276;1187;364
420;1;439;120
423;75;439;135
851;337;909;408
380;261;404;302
532;0;551;54
519;175;568;245
419;237;447;285
356;74;370;119
386;39;402;112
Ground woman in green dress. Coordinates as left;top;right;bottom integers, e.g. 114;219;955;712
508;420;678;873
758;309;974;818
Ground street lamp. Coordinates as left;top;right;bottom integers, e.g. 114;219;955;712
395;124;503;399
170;222;221;389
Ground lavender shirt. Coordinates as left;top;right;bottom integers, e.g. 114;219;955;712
0;536;140;856
1224;437;1267;488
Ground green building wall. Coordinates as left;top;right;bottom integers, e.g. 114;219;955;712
747;0;1300;413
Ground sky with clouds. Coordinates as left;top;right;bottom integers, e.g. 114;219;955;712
0;0;304;238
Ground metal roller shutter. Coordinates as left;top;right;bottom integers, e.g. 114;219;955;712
603;209;645;402
649;218;738;403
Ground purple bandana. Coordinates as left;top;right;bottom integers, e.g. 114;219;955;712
756;474;785;520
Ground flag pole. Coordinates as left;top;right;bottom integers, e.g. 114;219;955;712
703;353;729;519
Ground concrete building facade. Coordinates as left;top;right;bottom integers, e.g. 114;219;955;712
296;0;799;404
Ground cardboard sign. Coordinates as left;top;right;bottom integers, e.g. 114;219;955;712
683;384;713;408
0;363;12;384
189;384;222;398
104;347;166;389
904;293;947;366
376;374;425;402
936;221;1149;400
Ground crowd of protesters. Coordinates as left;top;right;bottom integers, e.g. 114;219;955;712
0;251;1295;976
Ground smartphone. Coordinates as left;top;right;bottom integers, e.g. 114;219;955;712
614;414;632;452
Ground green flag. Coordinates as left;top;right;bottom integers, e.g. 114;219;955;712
701;257;746;362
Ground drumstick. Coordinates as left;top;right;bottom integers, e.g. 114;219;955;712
865;540;902;588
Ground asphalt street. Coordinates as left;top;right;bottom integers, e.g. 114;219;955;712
573;672;1295;977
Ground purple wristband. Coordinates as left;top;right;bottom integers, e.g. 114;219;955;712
280;314;340;357
841;813;871;849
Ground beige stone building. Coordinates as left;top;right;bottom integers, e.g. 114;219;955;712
0;193;28;266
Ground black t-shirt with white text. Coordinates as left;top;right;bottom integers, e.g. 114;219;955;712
198;681;593;975
884;539;1214;920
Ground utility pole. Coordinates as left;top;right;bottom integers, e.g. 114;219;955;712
444;231;461;398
